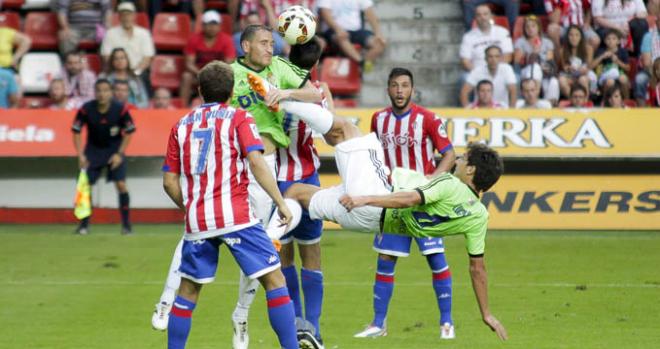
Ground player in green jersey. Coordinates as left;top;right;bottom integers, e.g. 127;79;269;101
269;133;508;341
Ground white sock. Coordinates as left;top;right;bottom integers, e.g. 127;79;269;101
232;271;260;322
280;100;334;135
266;198;302;240
159;238;183;305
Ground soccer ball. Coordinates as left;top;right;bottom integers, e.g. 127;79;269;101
277;6;317;45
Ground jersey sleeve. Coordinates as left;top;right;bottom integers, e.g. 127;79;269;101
274;56;309;89
162;126;181;174
424;113;453;154
465;221;487;256
71;108;87;133
236;111;264;155
414;173;453;205
119;106;137;134
370;111;379;133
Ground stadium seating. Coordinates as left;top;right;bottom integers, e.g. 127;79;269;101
19;53;62;93
512;16;550;41
204;1;228;11
471;16;510;31
170;98;184;108
152;13;191;51
24;12;59;50
1;0;24;9
0;12;21;30
111;12;151;30
82;54;102;75
624;99;637;108
19;96;50;108
320;57;361;96
150;55;184;91
193;13;233;35
558;100;594;108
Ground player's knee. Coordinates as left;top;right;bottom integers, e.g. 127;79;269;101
259;269;287;291
279;243;295;266
116;181;128;193
378;253;398;263
299;243;321;270
178;277;202;301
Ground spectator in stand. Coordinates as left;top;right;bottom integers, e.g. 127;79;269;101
634;15;660;106
0;25;31;70
558;25;597;98
568;84;591;107
514;14;560;104
318;0;386;72
101;2;154;81
462;0;520;31
48;78;82;110
590;29;631;99
56;0;112;56
181;10;236;105
649;0;660;16
101;48;149;108
0;68;18;108
112;79;138;109
591;0;648;57
147;0;204;24
151;87;174;109
648;57;660;106
603;82;627;107
460;4;513;73
461;45;517;108
466;80;508;109
233;11;289;57
546;0;601;51
236;0;318;29
59;52;97;104
517;78;553;108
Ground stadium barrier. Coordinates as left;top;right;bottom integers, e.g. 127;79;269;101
0;109;658;229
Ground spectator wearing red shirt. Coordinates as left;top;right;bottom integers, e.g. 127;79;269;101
180;10;236;106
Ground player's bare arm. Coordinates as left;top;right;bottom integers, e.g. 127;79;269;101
430;148;456;178
247;150;293;228
162;172;184;211
72;132;88;169
340;190;423;211
469;256;508;340
109;133;133;170
264;80;322;107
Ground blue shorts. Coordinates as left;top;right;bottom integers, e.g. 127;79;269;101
85;147;127;185
373;232;445;257
179;225;281;283
278;173;323;245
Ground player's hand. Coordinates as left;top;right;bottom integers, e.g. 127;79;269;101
78;155;89;169
276;202;293;230
339;194;368;212
108;153;123;170
265;87;288;108
483;314;508;340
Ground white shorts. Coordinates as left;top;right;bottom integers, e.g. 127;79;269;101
247;153;277;224
308;133;391;232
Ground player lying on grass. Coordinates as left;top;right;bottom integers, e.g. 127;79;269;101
264;133;509;341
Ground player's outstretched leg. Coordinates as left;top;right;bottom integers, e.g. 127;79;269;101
232;272;259;349
426;252;454;339
152;238;184;331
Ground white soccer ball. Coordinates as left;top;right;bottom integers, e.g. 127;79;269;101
277;6;317;45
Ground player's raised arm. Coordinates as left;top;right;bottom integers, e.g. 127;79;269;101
339;190;422;212
469;256;508;340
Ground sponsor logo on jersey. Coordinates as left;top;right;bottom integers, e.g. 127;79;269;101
237;91;265;109
224;237;242;247
0;125;55;142
380;132;420;148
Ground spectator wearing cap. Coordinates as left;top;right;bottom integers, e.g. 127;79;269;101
461;45;517;108
58;52;97;103
0;24;31;70
516;78;552;109
56;0;112;56
48;78;82;110
101;2;155;79
0;68;18;108
233;11;289;57
462;0;519;32
459;4;513;73
181;10;236;105
634;15;660;106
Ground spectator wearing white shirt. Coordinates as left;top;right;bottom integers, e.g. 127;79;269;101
516;78;552;109
461;45;517;108
592;0;648;57
466;80;508;109
459;4;513;72
101;2;154;77
462;0;519;32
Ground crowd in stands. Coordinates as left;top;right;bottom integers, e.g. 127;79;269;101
460;0;660;108
1;0;659;109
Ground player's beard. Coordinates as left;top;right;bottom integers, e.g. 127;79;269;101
389;94;411;111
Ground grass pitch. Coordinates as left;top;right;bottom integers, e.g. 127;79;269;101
1;225;659;349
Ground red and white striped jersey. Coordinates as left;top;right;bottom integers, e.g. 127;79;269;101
276;81;324;182
371;104;453;175
545;0;588;27
163;103;265;240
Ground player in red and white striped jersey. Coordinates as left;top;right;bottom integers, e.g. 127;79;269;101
355;68;458;340
160;62;300;349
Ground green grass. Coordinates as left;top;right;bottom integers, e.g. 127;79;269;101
1;225;660;349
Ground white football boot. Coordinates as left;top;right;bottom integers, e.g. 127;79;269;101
354;324;387;338
232;319;249;349
440;322;455;339
151;301;171;331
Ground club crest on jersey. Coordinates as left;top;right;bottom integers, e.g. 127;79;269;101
437;121;448;138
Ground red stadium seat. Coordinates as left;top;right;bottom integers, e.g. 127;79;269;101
194;13;233;35
170;97;184;108
150;55;185;91
1;0;24;9
152;13;191;51
623;99;637;108
20;96;51;109
205;1;228;11
558;100;594;108
472;16;510;31
628;57;639;86
82;54;102;75
0;12;20;30
77;39;99;51
24;12;59;50
320;57;361;96
512;15;550;41
111;12;151;29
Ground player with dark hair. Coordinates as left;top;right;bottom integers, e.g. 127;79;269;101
162;61;299;349
72;78;136;235
354;67;457;339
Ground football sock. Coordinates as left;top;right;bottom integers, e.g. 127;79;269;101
282;265;303;317
373;258;396;328
266;198;302;240
427;253;453;325
118;192;130;228
168;295;196;349
266;287;298;349
280;100;334;135
233;272;259;322
79;217;90;229
301;268;324;338
160;238;183;305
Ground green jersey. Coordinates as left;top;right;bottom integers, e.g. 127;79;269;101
230;56;309;148
382;168;489;256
